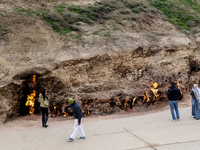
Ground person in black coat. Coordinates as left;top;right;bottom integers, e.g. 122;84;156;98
167;82;181;121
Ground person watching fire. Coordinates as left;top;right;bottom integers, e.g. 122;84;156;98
62;98;85;142
38;89;49;128
167;82;181;121
190;84;200;120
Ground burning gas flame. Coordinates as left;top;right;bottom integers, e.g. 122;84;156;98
52;104;56;117
143;91;150;103
25;75;36;114
88;110;90;115
132;97;136;107
151;82;161;100
177;82;182;94
152;82;158;89
124;99;128;108
51;105;61;117
57;110;60;116
63;112;69;117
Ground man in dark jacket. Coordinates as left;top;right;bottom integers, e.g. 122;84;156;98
63;98;85;142
167;82;181;121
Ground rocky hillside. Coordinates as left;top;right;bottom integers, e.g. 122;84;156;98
1;0;200;124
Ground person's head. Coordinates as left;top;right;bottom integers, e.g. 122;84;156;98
68;98;74;104
194;84;198;89
41;89;47;100
171;82;176;86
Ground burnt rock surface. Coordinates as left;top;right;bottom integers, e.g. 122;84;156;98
1;0;200;124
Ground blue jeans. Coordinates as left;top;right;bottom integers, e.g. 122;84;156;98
169;100;180;120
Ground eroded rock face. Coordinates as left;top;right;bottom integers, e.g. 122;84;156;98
1;0;200;124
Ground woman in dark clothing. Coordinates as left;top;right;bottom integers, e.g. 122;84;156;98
190;84;200;120
38;89;49;127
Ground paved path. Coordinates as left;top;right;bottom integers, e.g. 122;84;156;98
0;107;199;150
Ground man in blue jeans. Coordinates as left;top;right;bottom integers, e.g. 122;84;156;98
167;82;182;121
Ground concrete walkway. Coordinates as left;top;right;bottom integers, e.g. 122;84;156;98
0;107;200;150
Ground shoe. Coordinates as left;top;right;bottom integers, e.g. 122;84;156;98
77;136;85;139
171;119;176;122
193;116;196;118
67;138;73;142
44;125;48;128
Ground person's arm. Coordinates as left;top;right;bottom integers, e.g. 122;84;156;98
62;105;72;110
65;105;72;109
38;94;43;103
76;107;82;125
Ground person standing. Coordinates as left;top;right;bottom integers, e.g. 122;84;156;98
190;84;200;120
38;89;49;128
167;82;181;121
63;98;85;142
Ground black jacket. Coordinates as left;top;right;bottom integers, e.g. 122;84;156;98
167;86;181;101
65;101;83;123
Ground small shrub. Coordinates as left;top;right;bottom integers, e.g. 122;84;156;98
192;30;198;34
99;19;106;24
123;0;141;9
52;22;61;30
63;12;79;23
93;31;99;35
75;32;83;38
187;20;200;27
119;10;130;14
69;25;80;31
47;13;62;21
55;4;66;14
67;1;119;23
104;32;110;37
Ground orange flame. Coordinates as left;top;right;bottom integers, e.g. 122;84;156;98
25;75;36;114
33;74;36;83
177;82;182;94
132;97;136;106
143;91;150;103
88;110;90;115
145;91;150;102
124;99;128;108
151;82;160;99
52;105;56;117
63;112;69;117
143;95;146;103
57;110;60;116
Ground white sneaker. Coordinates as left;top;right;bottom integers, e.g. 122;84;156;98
171;118;176;121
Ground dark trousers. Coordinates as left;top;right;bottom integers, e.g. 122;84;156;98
41;107;49;127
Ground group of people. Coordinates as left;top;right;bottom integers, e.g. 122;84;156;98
37;82;200;142
38;89;85;142
167;82;200;121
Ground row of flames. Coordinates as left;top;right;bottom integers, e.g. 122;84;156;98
51;104;69;117
51;82;183;116
123;82;182;109
25;75;36;115
25;77;182;115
